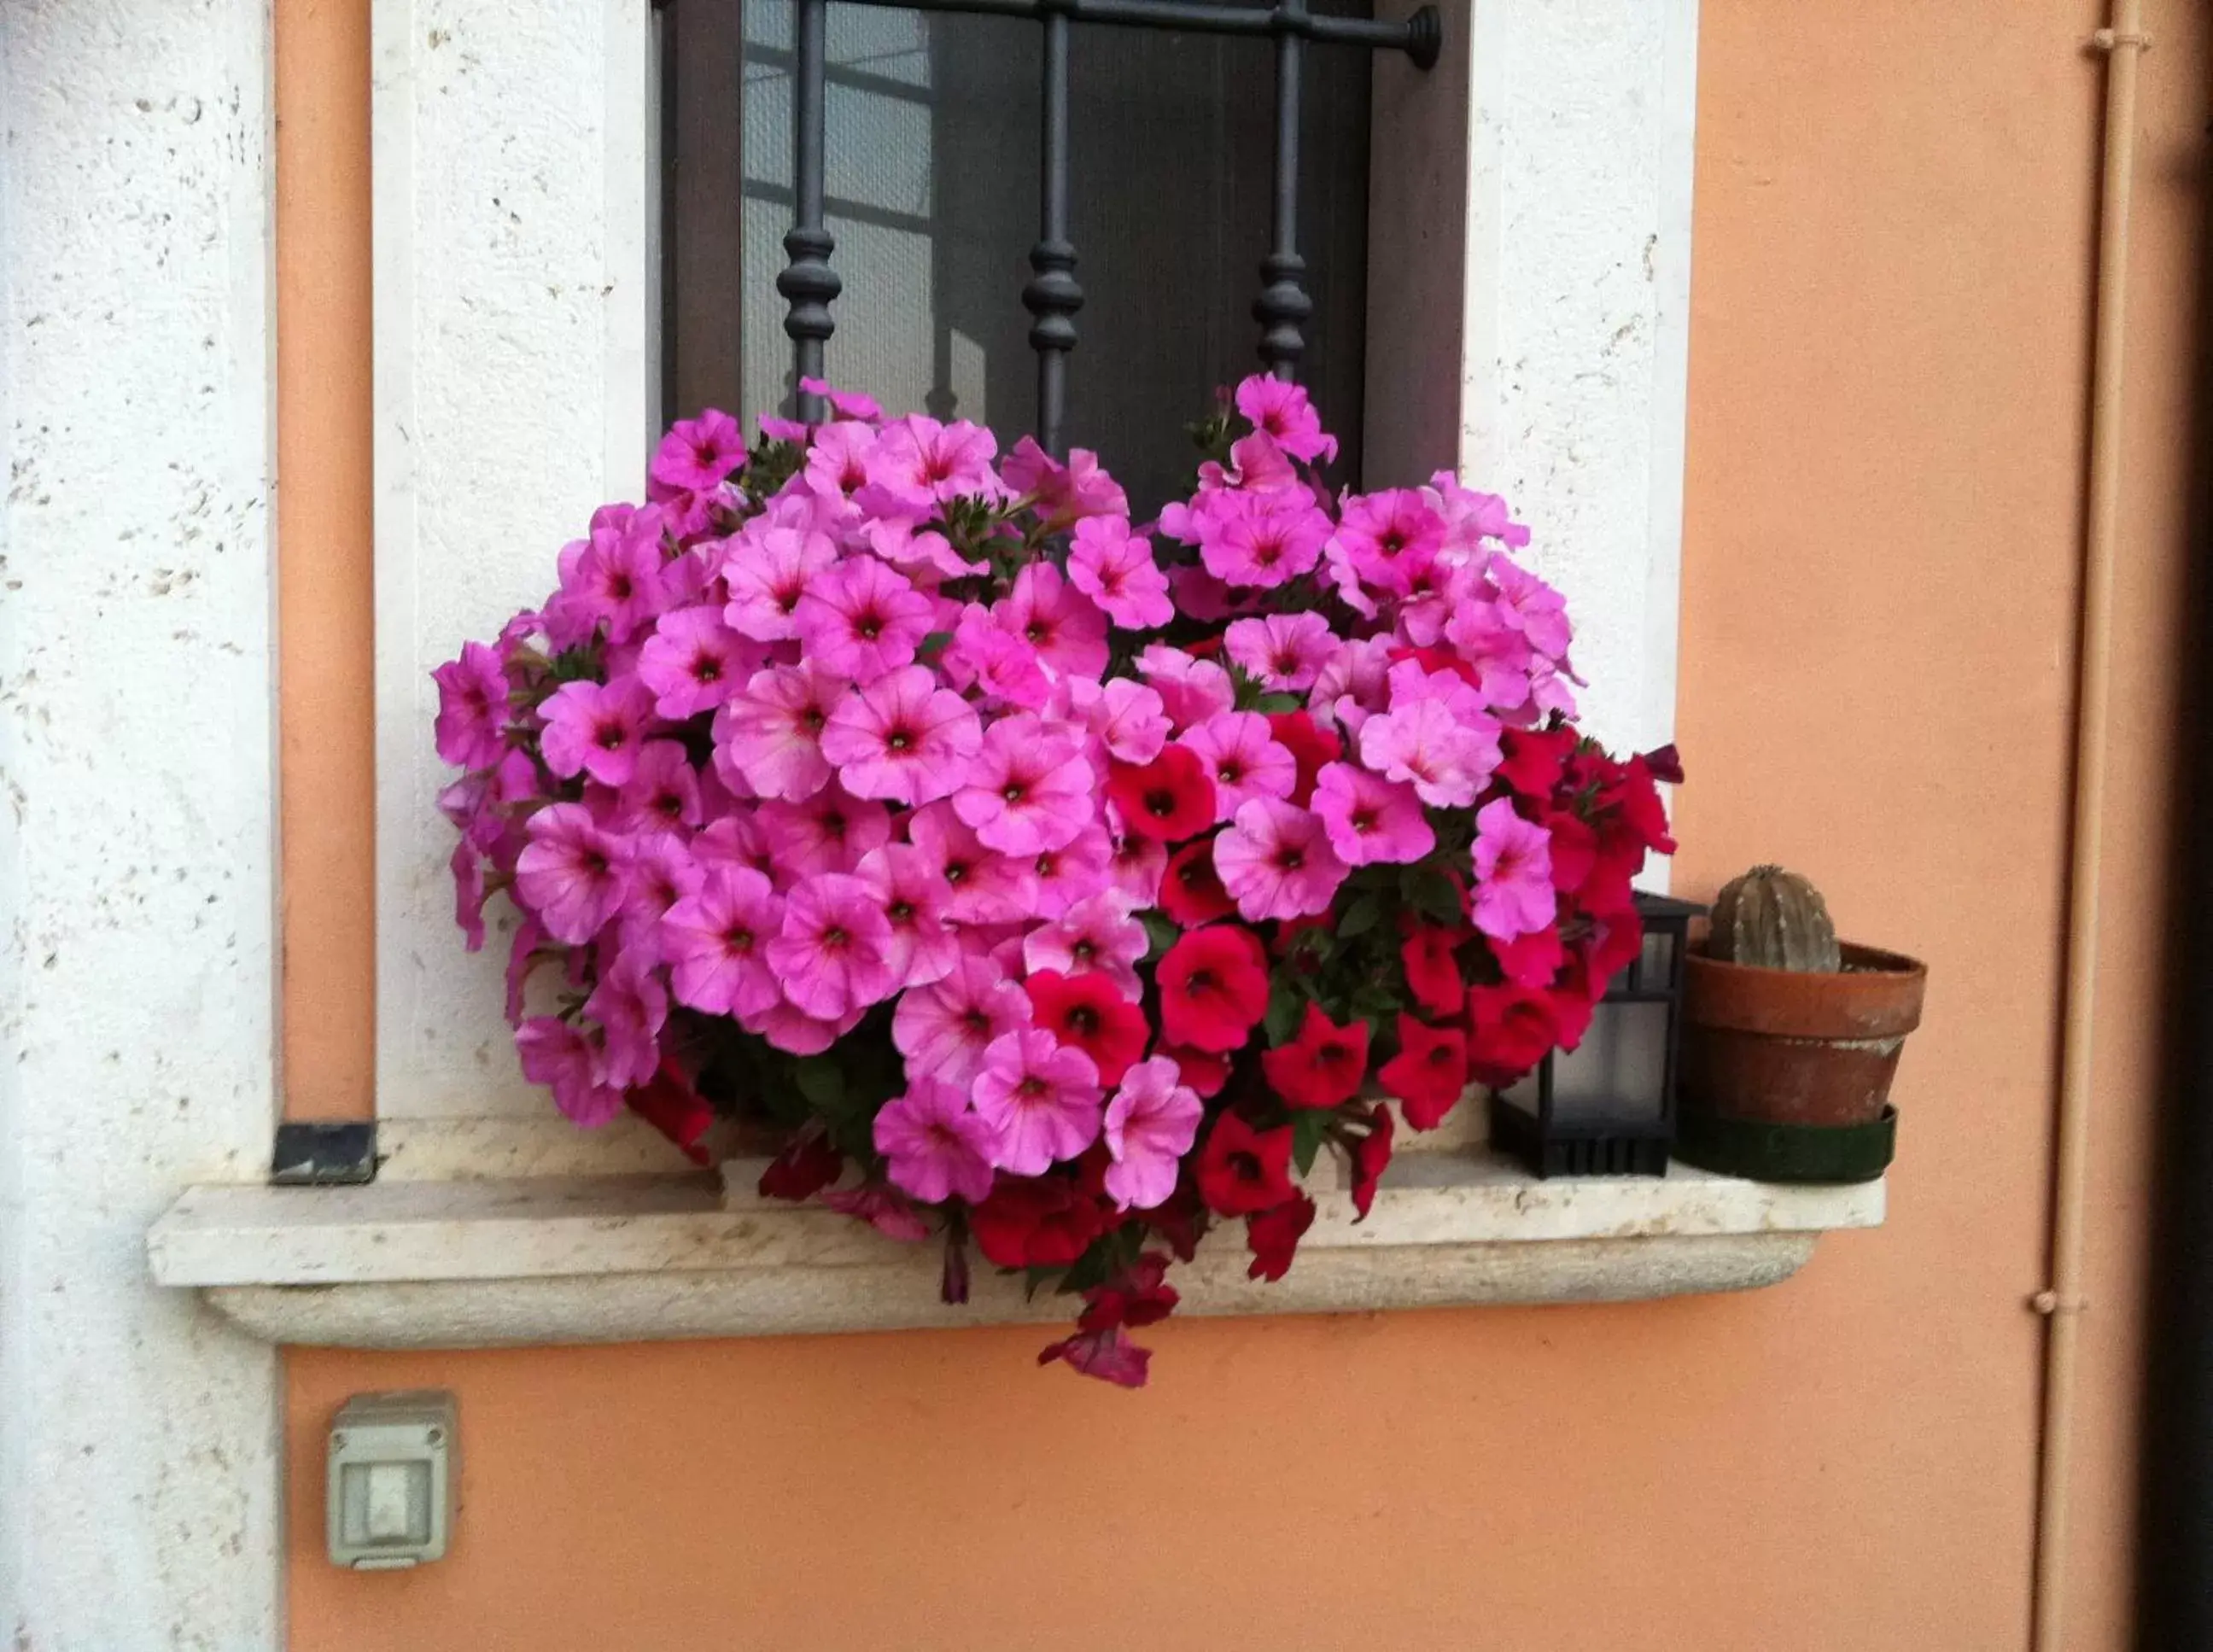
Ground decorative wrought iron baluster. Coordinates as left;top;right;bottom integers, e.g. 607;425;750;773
776;0;839;422
1254;0;1310;379
1023;9;1083;455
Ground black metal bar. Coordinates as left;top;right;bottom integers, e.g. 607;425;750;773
775;0;838;420
1253;0;1309;377
831;0;1439;63
1023;10;1081;454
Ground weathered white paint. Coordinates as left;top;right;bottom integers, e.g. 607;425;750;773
372;0;659;1122
0;3;282;1647
373;0;1702;1126
1457;0;1700;759
149;1159;1878;1347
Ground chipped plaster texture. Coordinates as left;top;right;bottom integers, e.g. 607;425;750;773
0;3;283;1648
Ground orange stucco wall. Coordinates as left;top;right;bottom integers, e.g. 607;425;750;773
277;2;2206;1646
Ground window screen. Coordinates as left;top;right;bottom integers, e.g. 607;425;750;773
664;0;1373;510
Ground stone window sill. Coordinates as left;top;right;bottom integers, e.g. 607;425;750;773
148;1151;1883;1350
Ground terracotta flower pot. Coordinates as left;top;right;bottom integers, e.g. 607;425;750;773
1679;943;1928;1128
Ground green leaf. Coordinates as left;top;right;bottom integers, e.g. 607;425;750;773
1290;1110;1334;1177
1252;691;1302;716
1264;972;1309;1048
1140;911;1182;963
1404;867;1464;925
791;1057;847;1114
914;630;952;660
1337;896;1382;940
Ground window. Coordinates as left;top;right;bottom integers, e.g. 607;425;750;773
663;0;1375;507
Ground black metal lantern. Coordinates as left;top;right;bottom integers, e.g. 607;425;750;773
1488;893;1701;1178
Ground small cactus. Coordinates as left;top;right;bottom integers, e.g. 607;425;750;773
1708;865;1842;972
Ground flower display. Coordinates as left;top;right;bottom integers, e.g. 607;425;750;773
434;377;1676;1386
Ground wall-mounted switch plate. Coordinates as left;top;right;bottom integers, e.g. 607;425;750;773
327;1390;457;1569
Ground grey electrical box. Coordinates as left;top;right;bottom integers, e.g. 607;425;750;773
327;1390;457;1569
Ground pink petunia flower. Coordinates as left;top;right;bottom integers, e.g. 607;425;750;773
1440;599;1537;711
515;803;632;943
744;995;863;1057
1002;436;1130;528
818;664;982;806
855;842;961;989
1470;797;1558;943
1028;824;1114;919
1309;634;1397;737
651;408;746;493
1224;611;1338;693
866;517;987;580
636;608;757;721
1235;374;1338;466
1212;797;1348;922
995;561;1110;680
583;947;669;1090
952;714;1096;856
892;951;1034;1087
432;641;511;771
1311;762;1435;867
515;1017;626;1128
1022;891;1148;998
944;603;1054;711
972;1029;1104;1176
1428;470;1531;552
1137;644;1236;731
756;784;892;879
860;414;1000;510
873;1077;1001;1205
540;676;658;787
1198;489;1331;589
1334;488;1445;597
722;525;838;643
660;864;785;1018
556;517;669;647
1102;1055;1206;1211
793;557;935;685
1487;555;1574;660
714;660;848;802
1106;831;1168;908
1178;711;1297;822
764;872;902;1020
1066;517;1173;631
615;828;704;956
799;375;884;423
1071;676;1171;766
1358;697;1496;809
616;739;704;832
906;800;1037;925
803;417;877;504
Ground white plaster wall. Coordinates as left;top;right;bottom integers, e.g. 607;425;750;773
1459;0;1698;758
374;0;657;1120
0;3;283;1647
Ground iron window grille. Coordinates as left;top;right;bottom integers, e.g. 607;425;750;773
681;0;1441;453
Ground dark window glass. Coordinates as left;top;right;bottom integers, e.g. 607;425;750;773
664;0;1372;509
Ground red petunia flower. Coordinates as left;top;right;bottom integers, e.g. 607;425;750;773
1465;981;1562;1085
1491;925;1566;989
1265;710;1342;807
756;1126;844;1200
1159;838;1237;925
1106;746;1217;842
628;1059;715;1166
1246;1193;1317;1281
1399;921;1469;1019
1163;1042;1234;1098
1037;1326;1152;1386
1261;1003;1371;1111
970;1175;1107;1269
1196;1112;1297;1215
1024;969;1149;1089
1350;1102;1394;1219
1377;1013;1469;1130
1157;924;1271;1052
1497;725;1579;799
1077;1252;1180;1332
